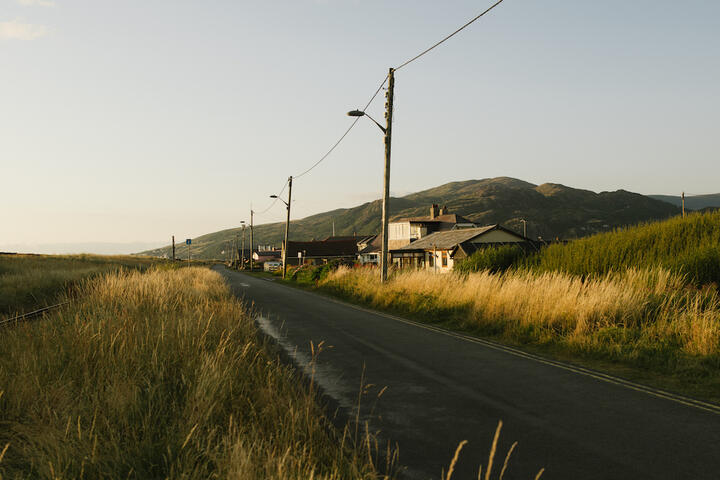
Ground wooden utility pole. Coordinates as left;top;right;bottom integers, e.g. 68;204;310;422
380;67;395;283
282;176;293;280
250;209;254;271
172;235;175;261
682;192;686;218
240;222;246;269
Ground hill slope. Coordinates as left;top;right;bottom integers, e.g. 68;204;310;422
141;177;680;259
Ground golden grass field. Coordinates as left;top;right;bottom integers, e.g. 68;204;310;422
318;266;720;400
0;267;388;479
0;254;160;316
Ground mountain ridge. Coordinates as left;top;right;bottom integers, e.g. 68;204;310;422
141;177;681;259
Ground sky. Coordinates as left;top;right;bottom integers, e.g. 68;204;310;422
2;0;719;254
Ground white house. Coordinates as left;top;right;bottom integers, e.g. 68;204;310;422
389;224;531;272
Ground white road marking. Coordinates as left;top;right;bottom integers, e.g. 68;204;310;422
240;283;250;287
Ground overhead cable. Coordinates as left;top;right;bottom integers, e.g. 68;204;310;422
293;74;389;179
395;0;506;71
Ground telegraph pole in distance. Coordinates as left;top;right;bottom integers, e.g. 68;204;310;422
380;67;395;283
282;176;293;279
682;192;686;218
240;221;246;269
250;209;254;272
172;235;175;261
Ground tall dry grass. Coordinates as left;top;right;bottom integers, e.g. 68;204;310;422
320;267;720;387
0;267;385;479
0;253;160;315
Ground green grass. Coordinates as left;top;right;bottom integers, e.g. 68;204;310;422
525;210;720;285
0;267;388;479
0;254;162;316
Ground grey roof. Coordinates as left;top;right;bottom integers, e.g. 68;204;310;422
391;225;509;251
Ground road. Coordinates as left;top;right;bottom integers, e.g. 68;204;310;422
217;267;720;480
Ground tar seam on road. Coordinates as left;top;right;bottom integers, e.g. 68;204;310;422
255;275;720;416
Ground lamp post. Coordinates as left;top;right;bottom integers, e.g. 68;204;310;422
347;67;395;283
520;219;527;238
271;176;293;280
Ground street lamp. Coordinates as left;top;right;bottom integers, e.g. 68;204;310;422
347;110;386;133
271;176;293;280
347;67;395;283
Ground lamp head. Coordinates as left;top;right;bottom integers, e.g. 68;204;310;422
270;195;278;199
347;110;365;117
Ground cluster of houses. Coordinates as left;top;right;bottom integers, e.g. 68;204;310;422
246;204;534;273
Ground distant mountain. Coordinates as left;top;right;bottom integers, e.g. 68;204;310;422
141;177;680;259
649;194;720;211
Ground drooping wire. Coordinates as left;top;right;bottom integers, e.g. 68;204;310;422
253;178;289;216
395;0;506;71
293;74;389;179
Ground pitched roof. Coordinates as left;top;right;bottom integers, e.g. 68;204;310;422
394;213;474;225
286;239;358;258
391;225;526;251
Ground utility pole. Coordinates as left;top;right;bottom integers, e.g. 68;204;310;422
282;176;293;280
520;219;527;238
250;209;254;271
332;220;335;237
682;192;686;218
240;221;246;269
380;67;395;283
172;235;175;261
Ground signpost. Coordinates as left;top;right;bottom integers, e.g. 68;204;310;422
186;238;191;265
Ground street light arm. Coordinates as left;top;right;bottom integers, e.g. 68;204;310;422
270;195;289;208
347;109;386;134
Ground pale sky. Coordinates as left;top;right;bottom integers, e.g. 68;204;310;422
2;0;719;253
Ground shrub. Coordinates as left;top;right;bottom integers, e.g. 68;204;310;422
455;245;526;274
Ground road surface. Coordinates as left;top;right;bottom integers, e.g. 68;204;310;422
217;267;720;479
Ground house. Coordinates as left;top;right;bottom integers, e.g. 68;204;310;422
389;224;533;272
389;204;477;250
283;239;358;266
253;250;282;264
358;235;382;265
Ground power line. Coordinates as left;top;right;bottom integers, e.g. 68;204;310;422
254;178;289;216
395;0;506;71
293;74;389;179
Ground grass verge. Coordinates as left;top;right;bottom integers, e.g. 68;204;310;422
0;267;386;479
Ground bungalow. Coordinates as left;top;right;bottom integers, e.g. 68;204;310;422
389;224;532;272
283;239;358;266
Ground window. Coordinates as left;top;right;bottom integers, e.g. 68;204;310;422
428;252;434;267
441;252;448;267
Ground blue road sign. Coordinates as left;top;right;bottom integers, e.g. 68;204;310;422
186;239;192;245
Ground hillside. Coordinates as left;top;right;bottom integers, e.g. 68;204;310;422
650;193;720;211
141;177;680;259
523;210;720;285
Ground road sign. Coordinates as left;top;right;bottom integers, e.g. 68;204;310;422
186;239;192;245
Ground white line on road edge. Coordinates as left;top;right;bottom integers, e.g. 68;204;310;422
229;269;720;416
319;294;720;416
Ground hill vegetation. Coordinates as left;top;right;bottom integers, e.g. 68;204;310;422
526;210;720;285
142;177;680;259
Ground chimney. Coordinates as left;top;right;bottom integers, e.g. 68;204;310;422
439;205;447;216
430;204;439;219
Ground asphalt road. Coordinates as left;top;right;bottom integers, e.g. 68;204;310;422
217;267;720;480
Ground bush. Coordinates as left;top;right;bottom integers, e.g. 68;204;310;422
455;245;526;274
